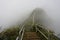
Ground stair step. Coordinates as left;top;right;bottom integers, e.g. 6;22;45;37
23;32;40;40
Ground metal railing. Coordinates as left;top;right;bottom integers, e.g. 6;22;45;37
16;23;53;40
35;24;49;40
16;24;25;40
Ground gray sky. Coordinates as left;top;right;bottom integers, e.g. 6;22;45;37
0;0;60;35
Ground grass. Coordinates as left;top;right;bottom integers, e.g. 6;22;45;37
0;26;20;40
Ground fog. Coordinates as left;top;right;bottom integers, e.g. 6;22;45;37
0;0;60;36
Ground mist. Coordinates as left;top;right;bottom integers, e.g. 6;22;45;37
0;0;60;36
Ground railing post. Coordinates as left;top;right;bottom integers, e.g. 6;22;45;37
48;30;50;40
35;25;37;32
16;36;19;40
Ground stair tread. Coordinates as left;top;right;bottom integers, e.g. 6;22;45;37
23;32;40;40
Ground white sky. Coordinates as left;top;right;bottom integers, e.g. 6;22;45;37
0;0;60;35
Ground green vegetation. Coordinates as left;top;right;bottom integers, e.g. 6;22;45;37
0;26;20;40
0;25;60;40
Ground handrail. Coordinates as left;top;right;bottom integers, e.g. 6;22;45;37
19;25;25;35
35;24;48;40
20;28;25;40
36;27;48;39
36;24;46;29
16;24;25;40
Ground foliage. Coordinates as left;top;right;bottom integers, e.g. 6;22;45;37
0;26;20;40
